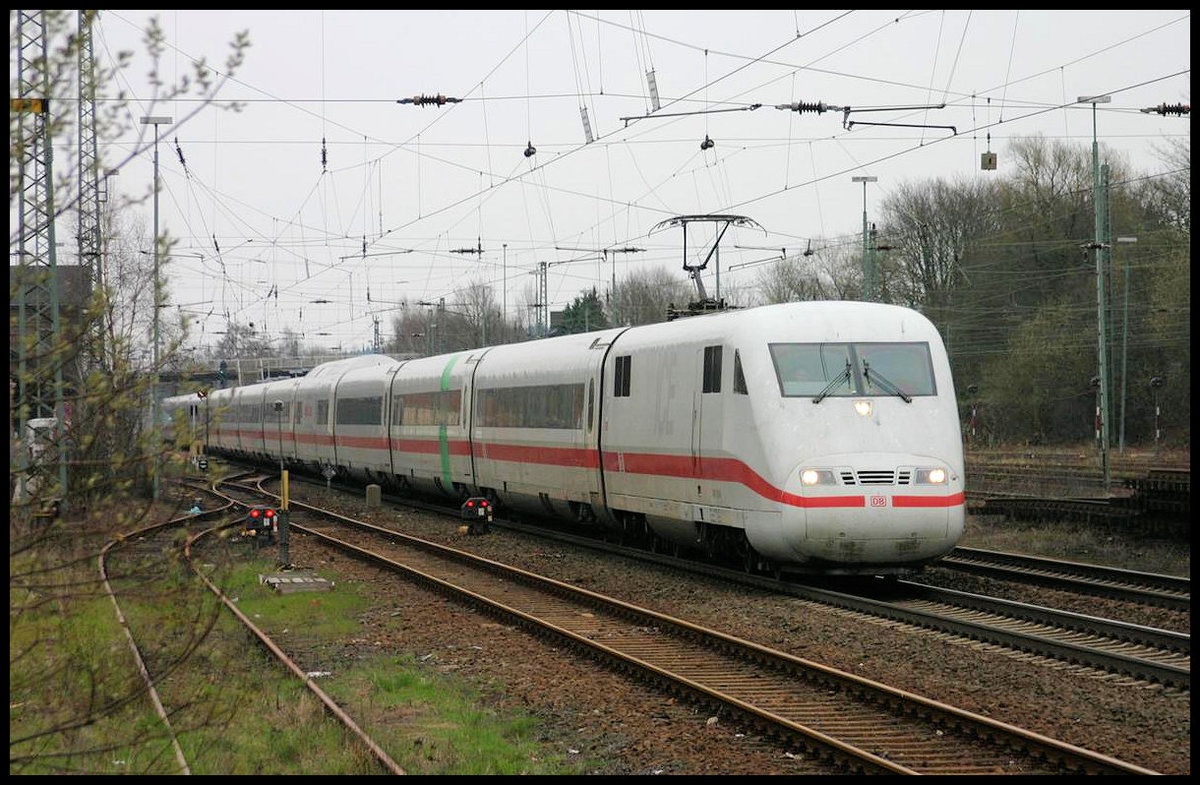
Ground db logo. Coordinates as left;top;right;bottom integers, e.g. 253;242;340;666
870;495;887;508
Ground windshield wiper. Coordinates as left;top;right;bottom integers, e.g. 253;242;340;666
812;360;852;404
862;361;912;403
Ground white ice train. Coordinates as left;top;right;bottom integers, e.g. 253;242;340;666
162;301;966;575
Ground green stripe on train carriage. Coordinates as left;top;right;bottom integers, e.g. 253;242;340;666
439;353;465;488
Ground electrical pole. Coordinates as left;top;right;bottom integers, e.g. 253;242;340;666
852;176;878;301
142;115;172;502
14;10;68;513
77;11;103;322
1078;94;1110;492
1116;236;1137;452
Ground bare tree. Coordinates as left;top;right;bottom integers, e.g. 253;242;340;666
880;177;1001;309
611;266;692;326
10;12;252;772
1138;136;1189;233
751;241;860;304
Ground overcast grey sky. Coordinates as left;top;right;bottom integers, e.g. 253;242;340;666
91;9;1190;353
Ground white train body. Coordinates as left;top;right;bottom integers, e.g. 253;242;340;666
163;301;965;575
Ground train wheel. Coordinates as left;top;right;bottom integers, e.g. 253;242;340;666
737;534;758;574
741;546;756;574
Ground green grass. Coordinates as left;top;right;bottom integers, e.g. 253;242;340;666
322;656;584;775
12;533;585;775
224;556;586;775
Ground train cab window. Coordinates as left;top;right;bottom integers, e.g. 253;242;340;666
770;343;855;397
733;350;748;395
702;345;723;393
769;342;936;398
614;355;632;397
856;343;937;396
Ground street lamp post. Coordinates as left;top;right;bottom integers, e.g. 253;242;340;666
141;115;172;502
851;176;878;301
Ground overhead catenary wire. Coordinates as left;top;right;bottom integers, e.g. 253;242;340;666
99;11;1188;350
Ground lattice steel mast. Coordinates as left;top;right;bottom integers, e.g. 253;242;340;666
14;10;68;507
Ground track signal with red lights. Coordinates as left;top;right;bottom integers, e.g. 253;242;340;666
460;497;493;534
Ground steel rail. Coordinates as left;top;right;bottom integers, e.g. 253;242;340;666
97;484;240;775
943;547;1190;611
265;465;1190;688
235;479;1159;775
191;484;407;775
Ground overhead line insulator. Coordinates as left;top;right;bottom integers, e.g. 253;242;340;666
1140;103;1190;116
775;100;842;114
397;94;462;107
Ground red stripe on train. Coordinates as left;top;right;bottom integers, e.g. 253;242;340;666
891;492;966;508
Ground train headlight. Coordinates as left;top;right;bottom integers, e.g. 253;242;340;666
853;400;872;417
800;469;836;486
915;467;948;485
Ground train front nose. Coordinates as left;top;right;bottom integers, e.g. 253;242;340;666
784;454;964;570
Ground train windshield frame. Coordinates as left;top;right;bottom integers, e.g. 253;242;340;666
768;341;937;398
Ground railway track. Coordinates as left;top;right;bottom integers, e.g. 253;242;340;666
940;546;1190;612
259;465;1190;691
116;474;407;776
225;475;1159;775
499;516;1192;691
98;500;237;776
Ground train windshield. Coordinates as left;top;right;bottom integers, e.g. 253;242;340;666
769;342;936;398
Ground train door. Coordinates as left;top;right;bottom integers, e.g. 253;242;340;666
692;344;725;496
383;364;403;481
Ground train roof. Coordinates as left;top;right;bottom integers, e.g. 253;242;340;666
303;353;398;377
613;300;941;346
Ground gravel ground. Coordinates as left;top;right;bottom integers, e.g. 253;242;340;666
273;484;1190;775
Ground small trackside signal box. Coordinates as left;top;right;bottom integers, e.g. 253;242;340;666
243;506;278;544
460;497;493;534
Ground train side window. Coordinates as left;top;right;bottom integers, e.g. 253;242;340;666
733;349;748;395
702;345;722;393
316;399;329;424
614;355;631;397
337;396;383;425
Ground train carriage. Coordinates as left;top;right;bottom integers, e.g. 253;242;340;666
387;352;477;498
330;360;400;483
599;315;773;554
470;330;624;521
291;355;394;472
206;387;235;453
259;377;301;465
230;383;267;458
